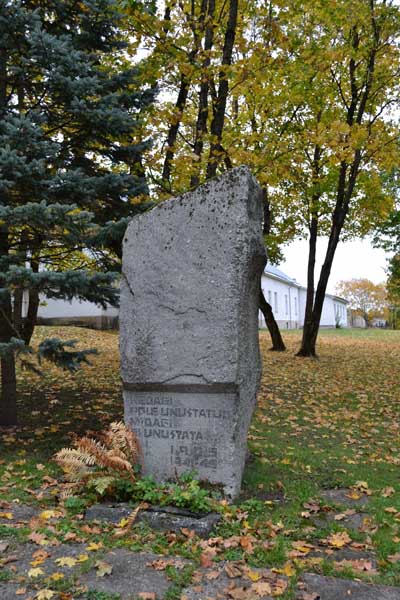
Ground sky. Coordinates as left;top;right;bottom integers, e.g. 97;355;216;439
279;238;390;294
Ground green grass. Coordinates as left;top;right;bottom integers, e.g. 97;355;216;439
0;326;399;595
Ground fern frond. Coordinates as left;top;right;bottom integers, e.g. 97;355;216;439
90;476;116;495
53;421;142;495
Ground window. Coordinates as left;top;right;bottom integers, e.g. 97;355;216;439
268;290;272;304
285;294;288;315
294;297;298;316
274;292;278;313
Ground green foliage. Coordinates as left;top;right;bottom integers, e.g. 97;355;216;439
63;496;88;515
38;338;98;372
115;473;215;513
0;0;154;423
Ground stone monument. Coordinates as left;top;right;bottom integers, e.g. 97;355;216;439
120;166;267;497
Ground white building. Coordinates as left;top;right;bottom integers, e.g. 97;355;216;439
260;265;348;329
33;264;348;331
34;296;118;330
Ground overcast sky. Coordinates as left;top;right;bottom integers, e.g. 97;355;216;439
279;238;390;294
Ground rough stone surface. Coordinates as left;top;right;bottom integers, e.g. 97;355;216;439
320;489;370;508
0;543;190;600
298;573;400;599
311;510;370;531
0;502;38;523
138;505;222;538
0;582;23;600
85;503;222;537
80;549;188;599
85;502;133;524
120;166;267;497
309;547;378;569
182;563;287;599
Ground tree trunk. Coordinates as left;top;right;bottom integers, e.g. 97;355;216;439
297;219;343;356
161;73;191;186
0;228;18;427
162;1;208;188
190;0;215;188
21;257;40;345
206;0;238;179
297;215;318;357
0;353;17;427
259;287;286;351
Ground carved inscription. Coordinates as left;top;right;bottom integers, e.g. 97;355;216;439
124;391;236;472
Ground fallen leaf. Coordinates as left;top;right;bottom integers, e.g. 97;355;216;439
251;581;272;596
55;556;77;568
48;572;64;581
39;510;61;520
28;567;44;578
205;570;221;580
29;532;49;546
0;512;13;520
86;541;103;551
225;562;244;578
325;531;351;548
273;561;296;577
95;560;113;577
199;551;214;568
36;591;55;600
245;569;261;582
387;553;400;563
382;486;395;497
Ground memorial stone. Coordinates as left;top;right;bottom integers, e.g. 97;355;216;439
120;166;267;497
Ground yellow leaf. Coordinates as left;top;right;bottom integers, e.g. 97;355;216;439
86;542;103;551
326;532;351;548
48;572;64;581
118;518;130;528
36;590;55;600
0;512;13;520
273;561;296;577
55;556;77;568
40;510;61;520
76;553;89;562
30;558;46;567
246;569;261;581
28;567;44;578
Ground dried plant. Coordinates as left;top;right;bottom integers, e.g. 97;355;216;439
54;421;141;496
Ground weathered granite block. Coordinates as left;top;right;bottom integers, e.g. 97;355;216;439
120;166;267;497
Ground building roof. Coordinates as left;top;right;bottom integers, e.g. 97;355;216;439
263;264;301;287
263;264;348;304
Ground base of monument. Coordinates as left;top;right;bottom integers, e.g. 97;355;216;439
85;502;222;538
123;385;248;498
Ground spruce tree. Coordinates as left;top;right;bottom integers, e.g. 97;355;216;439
0;0;154;426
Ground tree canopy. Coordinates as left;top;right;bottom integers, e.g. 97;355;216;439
0;0;154;426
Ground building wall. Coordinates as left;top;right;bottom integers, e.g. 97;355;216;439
23;293;119;330
259;274;301;329
260;274;348;329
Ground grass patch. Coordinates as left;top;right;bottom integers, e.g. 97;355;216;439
0;326;399;593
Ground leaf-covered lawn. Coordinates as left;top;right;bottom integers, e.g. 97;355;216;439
1;326;400;598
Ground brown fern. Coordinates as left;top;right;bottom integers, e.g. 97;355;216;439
54;422;141;496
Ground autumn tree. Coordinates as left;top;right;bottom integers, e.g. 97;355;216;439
272;0;400;356
0;0;153;426
127;0;400;355
373;204;400;327
125;0;288;350
336;279;387;326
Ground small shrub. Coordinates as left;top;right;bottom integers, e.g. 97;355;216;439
54;421;141;497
